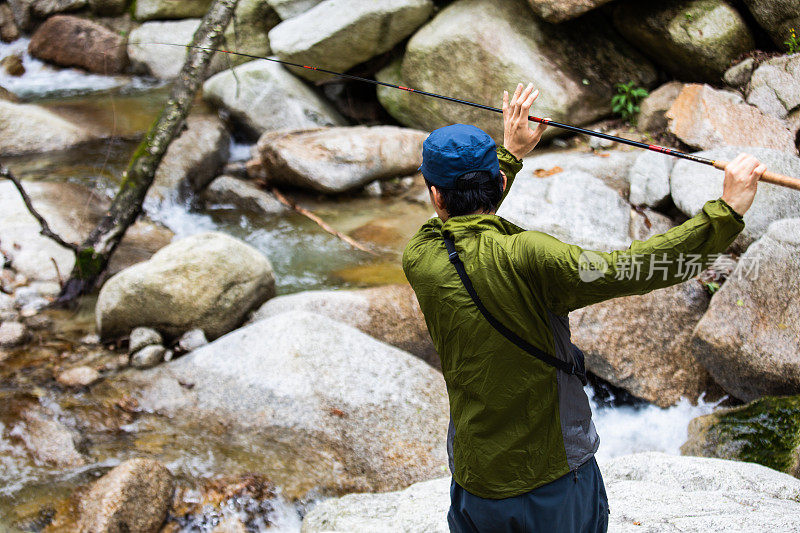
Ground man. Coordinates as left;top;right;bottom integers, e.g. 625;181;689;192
402;82;766;533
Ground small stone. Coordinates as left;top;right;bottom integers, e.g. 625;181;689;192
589;135;615;150
178;329;207;353
131;345;166;369
0;292;13;311
363;180;382;197
24;313;52;330
724;58;756;88
13;286;50;312
129;327;163;354
79;333;101;345
163;349;174;362
0;321;28;347
57;366;101;388
1;54;24;76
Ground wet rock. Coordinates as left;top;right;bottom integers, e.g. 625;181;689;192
127;19;201;79
202;59;345;135
132;311;449;498
670;146;800;246
0;3;20;42
268;0;434;82
746;53;800;120
682;395;800;478
208;0;280;74
525;0;613;23
666;84;796;153
28;15;128;75
1;53;24;76
0;320;28;347
637;81;684;134
613;0;755;83
6;0;33;32
24;313;52;330
13;406;86;467
741;0;800;48
0;181;173;283
134;0;211;20
628;150;675;207
302;452;800;531
250;126;427;194
724;58;756;89
267;0;322;19
131;344;166;368
97;232;276;341
497;169;632;251
148;114;230;202
88;0;128;16
79;333;101;345
250;284;438;368
521;150;638;195
13;285;52;313
77;458;174;532
377;0;655;141
0;293;13;313
129;326;162;353
56;365;101;387
571;281;718;407
30;0;86;17
177;328;207;353
0;84;18;101
0;100;95;156
201;175;287;216
691;219;800;401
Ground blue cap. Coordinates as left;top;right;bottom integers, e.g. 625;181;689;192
419;124;500;189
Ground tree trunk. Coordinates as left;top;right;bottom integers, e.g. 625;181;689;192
57;0;238;304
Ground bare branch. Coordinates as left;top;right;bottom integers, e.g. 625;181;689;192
0;165;79;253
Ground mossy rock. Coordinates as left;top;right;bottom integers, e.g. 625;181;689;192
682;396;800;477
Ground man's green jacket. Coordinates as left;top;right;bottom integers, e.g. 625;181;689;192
402;145;744;499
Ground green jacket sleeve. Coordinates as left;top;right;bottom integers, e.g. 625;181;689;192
521;199;745;315
497;145;523;208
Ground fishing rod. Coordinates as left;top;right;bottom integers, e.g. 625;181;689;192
147;42;800;191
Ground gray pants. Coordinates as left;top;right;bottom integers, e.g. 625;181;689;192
448;457;609;533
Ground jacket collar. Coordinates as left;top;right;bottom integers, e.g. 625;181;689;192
441;214;525;238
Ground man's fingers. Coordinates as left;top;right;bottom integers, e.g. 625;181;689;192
503;90;509;118
513;83;535;119
520;89;539;116
510;83;523;108
754;163;767;177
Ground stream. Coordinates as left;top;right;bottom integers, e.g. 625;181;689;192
1;40;723;531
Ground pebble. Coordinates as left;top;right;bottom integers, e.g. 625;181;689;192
0;321;28;347
131;345;166;369
178;329;208;353
80;333;101;345
56;366;101;388
0;292;13;311
129;327;163;354
24;313;52;330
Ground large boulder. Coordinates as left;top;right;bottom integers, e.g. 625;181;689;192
250;284;438;368
28;15;128;75
96;232;276;341
613;0;755;83
0;181;172;283
690;219;800;402
134;0;212;20
202;59;345;136
520;150;638;195
0;100;95;156
30;0;86;18
208;0;281;73
127;19;200;79
76;459;173;532
147;113;231;202
525;0;613;23
302;453;800;532
249;126;427;194
670;146;800;246
11;406;86;467
628;150;675;208
741;0;800;48
746;53;800;121
268;0;434;82
637;80;684;134
682;395;800;478
0;3;21;42
496;169;632;251
666;84;797;153
571;281;718;407
201;175;288;216
377;0;656;142
267;0;323;19
129;311;449;498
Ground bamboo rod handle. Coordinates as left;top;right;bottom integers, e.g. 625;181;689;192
713;160;800;192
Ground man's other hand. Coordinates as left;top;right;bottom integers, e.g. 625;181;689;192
721;153;766;216
503;83;548;161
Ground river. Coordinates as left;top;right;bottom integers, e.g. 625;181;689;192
1;39;722;531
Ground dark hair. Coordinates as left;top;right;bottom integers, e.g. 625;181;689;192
425;171;504;217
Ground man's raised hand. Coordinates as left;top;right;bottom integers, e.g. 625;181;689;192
721;153;766;216
503;83;548;161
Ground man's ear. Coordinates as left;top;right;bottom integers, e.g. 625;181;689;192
430;185;445;212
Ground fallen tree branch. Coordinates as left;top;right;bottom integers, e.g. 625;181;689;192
0;164;79;253
270;188;376;255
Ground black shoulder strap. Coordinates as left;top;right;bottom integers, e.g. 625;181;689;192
443;235;587;385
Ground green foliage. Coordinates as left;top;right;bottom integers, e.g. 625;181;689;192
786;28;800;54
611;81;649;125
702;281;720;295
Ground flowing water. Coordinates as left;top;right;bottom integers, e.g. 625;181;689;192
1;41;723;531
